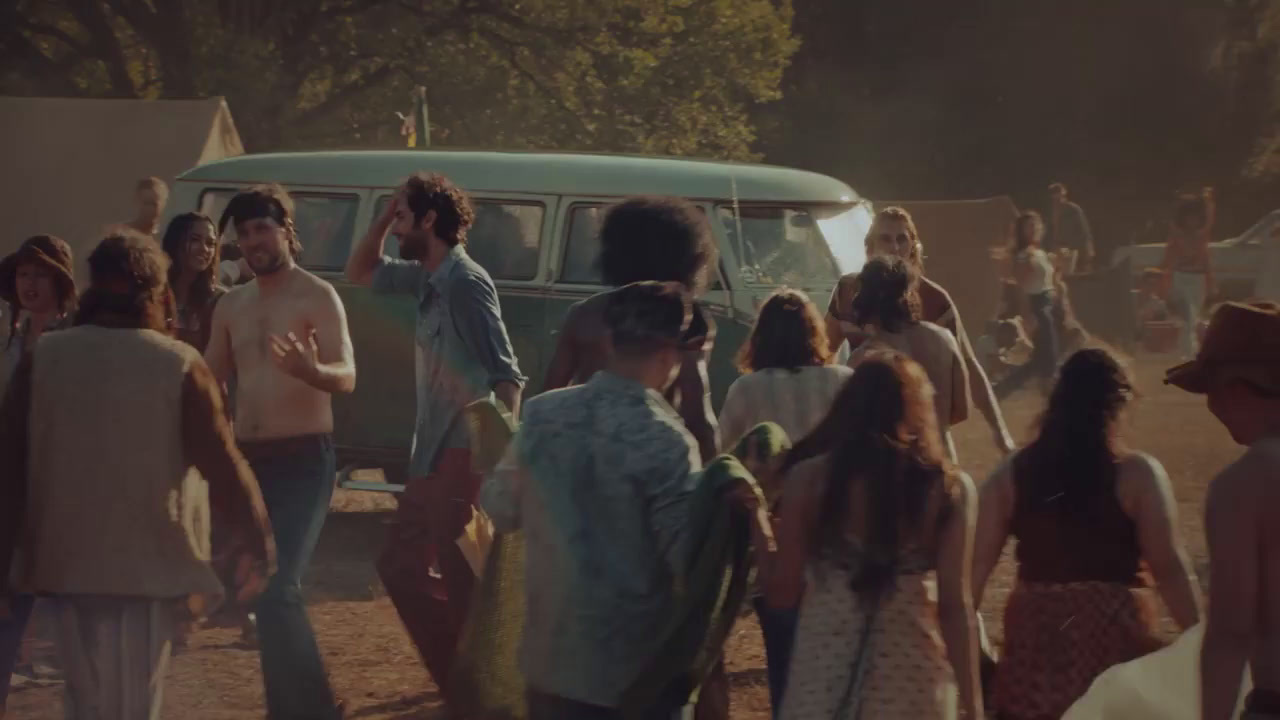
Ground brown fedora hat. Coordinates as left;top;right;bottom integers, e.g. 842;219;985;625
0;235;76;310
1164;301;1280;394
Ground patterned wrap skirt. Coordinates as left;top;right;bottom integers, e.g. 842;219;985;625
993;580;1165;720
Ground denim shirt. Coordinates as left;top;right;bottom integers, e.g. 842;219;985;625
371;245;526;476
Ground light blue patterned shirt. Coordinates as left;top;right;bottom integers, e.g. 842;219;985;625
478;371;702;707
371;246;526;476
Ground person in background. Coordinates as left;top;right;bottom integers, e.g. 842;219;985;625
345;173;525;711
1137;268;1171;324
0;234;76;712
124;176;169;238
1162;189;1216;360
1163;301;1280;720
846;255;969;462
205;185;355;720
161;213;228;353
0;232;274;720
1046;182;1096;271
717;287;852;715
825;206;1014;456
480;281;766;720
543;196;720;463
975;347;1202;720
995;211;1059;399
760;351;982;720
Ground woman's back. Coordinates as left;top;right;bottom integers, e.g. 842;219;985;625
850;322;970;454
1011;452;1142;585
718;365;853;454
779;455;965;720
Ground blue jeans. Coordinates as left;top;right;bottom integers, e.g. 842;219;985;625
752;596;798;719
0;593;36;708
240;434;339;720
996;291;1059;398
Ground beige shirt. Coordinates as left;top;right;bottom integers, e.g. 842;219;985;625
848;322;971;460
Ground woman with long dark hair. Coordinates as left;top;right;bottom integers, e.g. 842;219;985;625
973;347;1202;720
847;255;970;462
719;287;852;716
996;211;1059;398
161;212;226;351
756;352;982;720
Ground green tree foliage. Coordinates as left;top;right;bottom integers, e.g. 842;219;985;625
0;0;797;159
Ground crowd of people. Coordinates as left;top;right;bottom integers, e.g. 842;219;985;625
0;171;1275;720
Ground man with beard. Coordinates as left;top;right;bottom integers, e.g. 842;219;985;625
0;231;273;720
205;184;356;720
824;206;1016;456
346;173;525;709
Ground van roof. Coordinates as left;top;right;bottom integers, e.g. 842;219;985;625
177;149;861;204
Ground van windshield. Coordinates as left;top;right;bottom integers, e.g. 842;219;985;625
716;203;872;289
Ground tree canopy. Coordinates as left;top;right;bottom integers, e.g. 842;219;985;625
0;0;797;159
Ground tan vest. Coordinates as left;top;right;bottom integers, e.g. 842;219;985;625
18;325;222;601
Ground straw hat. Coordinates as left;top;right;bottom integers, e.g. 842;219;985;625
1164;301;1280;394
0;235;76;309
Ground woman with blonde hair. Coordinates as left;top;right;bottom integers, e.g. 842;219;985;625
755;351;983;720
825;205;1014;455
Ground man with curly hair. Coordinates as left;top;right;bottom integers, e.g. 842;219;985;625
347;172;526;706
543;196;720;462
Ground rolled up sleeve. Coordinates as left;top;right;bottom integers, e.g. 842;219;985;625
449;272;527;389
371;256;425;296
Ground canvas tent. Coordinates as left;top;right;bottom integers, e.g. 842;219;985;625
874;197;1020;332
0;96;244;278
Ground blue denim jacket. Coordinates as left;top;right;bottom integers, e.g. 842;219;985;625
371;246;526;476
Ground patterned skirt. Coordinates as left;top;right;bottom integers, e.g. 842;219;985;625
781;569;956;720
994;580;1165;720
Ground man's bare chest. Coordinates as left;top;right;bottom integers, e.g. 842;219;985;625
227;299;313;362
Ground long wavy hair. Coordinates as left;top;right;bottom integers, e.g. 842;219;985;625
782;351;956;598
1013;347;1134;518
736;288;832;373
850;255;921;333
161;213;220;310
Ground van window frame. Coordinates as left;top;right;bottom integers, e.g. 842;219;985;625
554;200;731;291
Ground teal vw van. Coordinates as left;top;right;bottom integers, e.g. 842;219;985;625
168;150;872;482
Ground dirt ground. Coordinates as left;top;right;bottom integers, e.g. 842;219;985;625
7;352;1236;720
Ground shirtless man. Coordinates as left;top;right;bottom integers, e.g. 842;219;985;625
124;176;169;237
543;196;720;462
825;206;1016;455
1164;301;1280;720
205;184;355;720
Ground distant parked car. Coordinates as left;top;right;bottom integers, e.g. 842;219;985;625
1112;210;1277;299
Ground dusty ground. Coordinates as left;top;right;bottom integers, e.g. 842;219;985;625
7;352;1235;719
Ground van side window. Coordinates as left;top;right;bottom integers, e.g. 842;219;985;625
560;203;728;289
200;189;359;270
561;204;605;284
